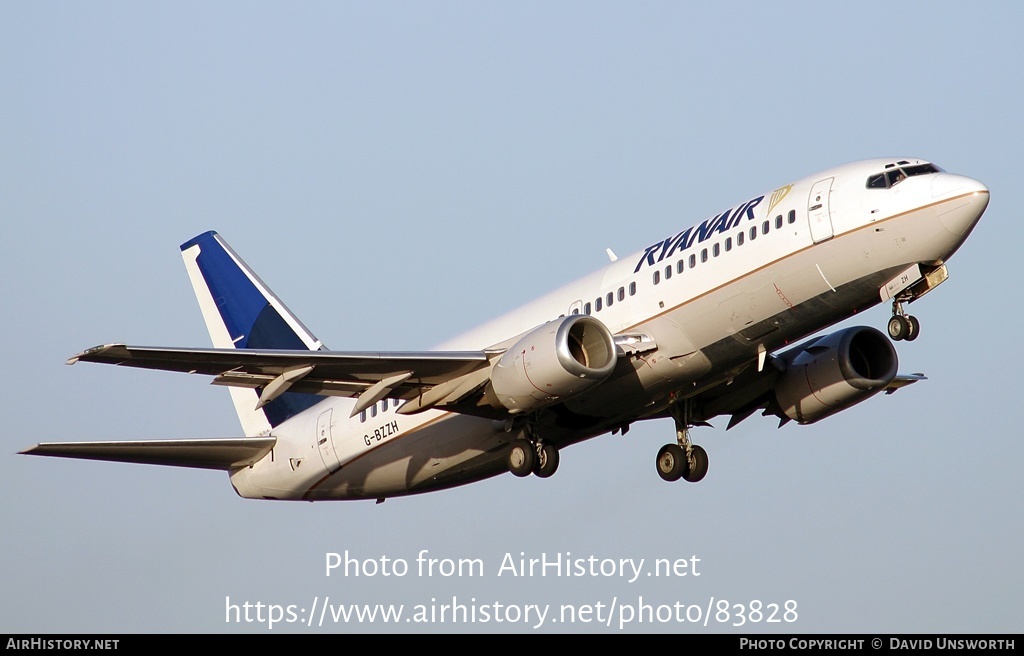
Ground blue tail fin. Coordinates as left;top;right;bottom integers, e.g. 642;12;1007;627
180;231;324;434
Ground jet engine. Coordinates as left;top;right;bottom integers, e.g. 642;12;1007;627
773;326;898;424
489;315;617;413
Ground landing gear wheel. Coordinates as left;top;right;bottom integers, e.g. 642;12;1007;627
888;315;910;341
905;315;920;341
683;444;708;483
534;444;559;478
508;441;536;477
657;444;685;482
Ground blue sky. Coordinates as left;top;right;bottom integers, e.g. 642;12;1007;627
2;2;1021;633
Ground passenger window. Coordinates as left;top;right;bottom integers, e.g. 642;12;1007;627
628;282;636;296
749;226;757;241
775;215;783;230
725;237;733;251
788;209;796;224
606;292;614;307
713;243;720;257
652;271;660;285
676;260;684;274
664;265;672;280
762;220;770;235
617;287;625;302
737;232;745;246
689;254;696;268
584;302;592;314
701;248;708;263
596;297;603;311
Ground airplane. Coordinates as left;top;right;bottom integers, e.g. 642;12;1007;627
21;158;989;502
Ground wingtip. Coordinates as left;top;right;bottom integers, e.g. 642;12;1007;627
66;343;126;365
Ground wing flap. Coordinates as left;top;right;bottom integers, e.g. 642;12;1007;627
20;437;277;470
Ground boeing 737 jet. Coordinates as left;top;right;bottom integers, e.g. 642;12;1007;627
22;158;989;501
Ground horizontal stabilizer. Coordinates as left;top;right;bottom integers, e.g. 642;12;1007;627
20;437;277;470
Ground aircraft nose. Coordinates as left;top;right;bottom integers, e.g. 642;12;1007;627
930;174;989;237
930;173;988;200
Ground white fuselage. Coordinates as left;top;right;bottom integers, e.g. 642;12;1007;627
228;159;989;501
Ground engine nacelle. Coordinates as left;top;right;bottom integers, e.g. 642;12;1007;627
489;315;617;413
774;326;898;424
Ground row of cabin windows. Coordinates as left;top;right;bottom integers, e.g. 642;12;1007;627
652;210;797;285
358;397;400;422
569;281;639;316
589;281;636;314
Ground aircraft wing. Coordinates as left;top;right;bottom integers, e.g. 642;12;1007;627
20;437;277;470
884;373;927;394
653;325;930;433
68;344;495;416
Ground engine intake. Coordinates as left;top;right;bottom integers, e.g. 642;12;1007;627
774;326;898;424
489;315;617;413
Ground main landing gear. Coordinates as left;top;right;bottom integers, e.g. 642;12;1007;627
887;296;920;342
657;401;709;483
507;435;559;479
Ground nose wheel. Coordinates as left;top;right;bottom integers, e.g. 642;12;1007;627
888;299;920;342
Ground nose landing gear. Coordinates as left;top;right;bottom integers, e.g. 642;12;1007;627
887;297;920;342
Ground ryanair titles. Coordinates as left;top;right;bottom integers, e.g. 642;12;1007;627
634;195;764;274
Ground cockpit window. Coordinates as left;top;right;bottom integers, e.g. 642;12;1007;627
866;162;942;189
902;163;942;177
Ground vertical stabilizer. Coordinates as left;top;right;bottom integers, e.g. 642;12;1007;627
180;231;324;435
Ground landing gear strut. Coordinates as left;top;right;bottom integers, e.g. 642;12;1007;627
887;296;920;342
657;400;709;483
